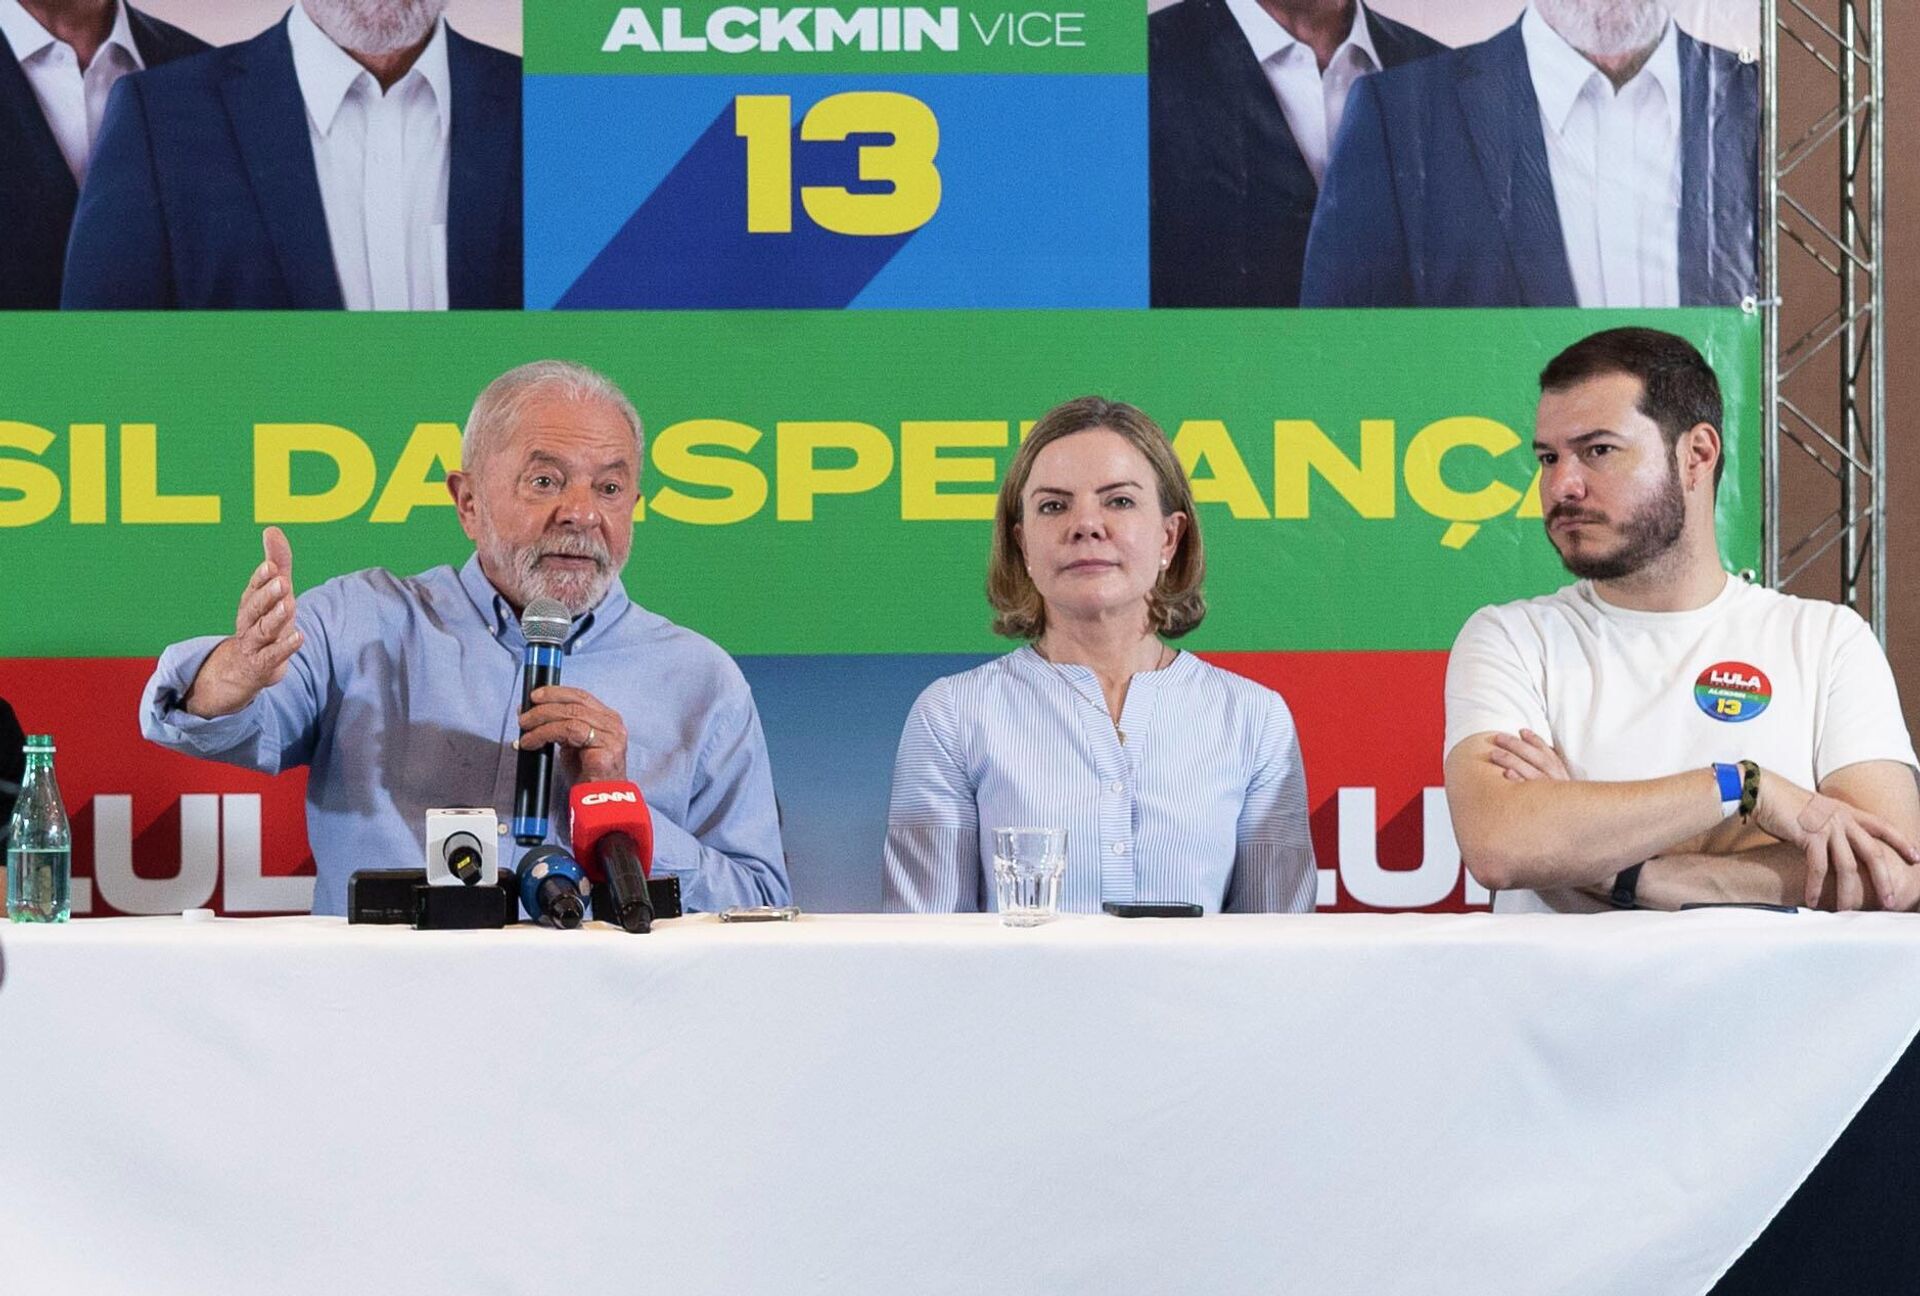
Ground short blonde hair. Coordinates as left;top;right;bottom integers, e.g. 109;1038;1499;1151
987;396;1206;640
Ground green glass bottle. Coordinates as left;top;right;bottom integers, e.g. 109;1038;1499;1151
6;735;72;923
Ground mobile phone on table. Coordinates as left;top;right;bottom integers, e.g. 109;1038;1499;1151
719;905;801;922
1102;901;1203;918
1678;902;1800;913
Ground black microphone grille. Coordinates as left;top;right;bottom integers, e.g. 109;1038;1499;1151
521;598;572;647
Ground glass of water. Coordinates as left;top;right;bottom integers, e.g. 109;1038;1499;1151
993;827;1067;927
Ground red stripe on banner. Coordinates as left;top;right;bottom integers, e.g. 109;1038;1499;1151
1202;651;1480;912
1;652;1480;916
0;658;314;916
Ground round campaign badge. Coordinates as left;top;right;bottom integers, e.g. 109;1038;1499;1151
1694;661;1772;723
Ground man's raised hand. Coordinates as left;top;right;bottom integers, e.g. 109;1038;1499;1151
183;527;303;718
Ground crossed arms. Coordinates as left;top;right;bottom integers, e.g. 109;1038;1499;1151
1446;732;1920;910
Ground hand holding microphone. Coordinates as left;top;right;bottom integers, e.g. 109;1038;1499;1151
518;687;628;782
570;781;655;933
510;597;629;845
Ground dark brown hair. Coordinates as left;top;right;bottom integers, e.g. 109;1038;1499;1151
987;396;1206;640
1540;327;1726;489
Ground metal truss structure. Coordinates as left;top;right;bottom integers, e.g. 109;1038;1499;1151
1764;0;1887;635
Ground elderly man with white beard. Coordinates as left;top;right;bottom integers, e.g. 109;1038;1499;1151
62;0;521;309
140;361;791;915
1299;0;1758;308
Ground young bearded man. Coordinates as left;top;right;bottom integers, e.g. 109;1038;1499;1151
1444;327;1920;912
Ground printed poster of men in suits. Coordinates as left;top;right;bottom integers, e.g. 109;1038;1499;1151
0;0;520;311
1149;0;1760;309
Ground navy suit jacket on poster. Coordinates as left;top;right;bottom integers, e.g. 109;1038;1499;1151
1149;0;1443;308
1299;19;1759;307
0;7;206;308
61;16;521;309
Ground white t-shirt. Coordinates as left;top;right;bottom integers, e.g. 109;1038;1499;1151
1445;574;1919;912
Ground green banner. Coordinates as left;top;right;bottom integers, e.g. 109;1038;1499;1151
0;308;1758;659
525;1;1143;74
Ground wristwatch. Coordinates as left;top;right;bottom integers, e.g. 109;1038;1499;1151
1610;862;1646;910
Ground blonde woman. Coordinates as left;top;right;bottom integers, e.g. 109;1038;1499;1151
883;396;1316;914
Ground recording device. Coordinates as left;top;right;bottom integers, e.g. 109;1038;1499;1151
347;869;426;924
517;845;590;929
570;781;655;933
597;875;682;925
512;598;572;844
1102;901;1204;918
425;808;498;886
417;872;517;928
349;863;679;927
347;867;517;928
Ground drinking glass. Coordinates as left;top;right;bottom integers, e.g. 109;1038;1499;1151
992;827;1067;927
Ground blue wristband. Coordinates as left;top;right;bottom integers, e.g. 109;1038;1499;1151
1712;762;1743;810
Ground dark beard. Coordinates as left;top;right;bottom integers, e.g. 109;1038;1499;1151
1550;468;1686;581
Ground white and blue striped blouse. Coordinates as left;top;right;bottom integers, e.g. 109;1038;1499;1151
883;646;1317;914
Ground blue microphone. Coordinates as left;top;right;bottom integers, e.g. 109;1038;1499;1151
511;598;571;844
516;844;590;929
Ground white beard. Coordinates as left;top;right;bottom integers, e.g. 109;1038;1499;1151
477;525;618;618
302;0;449;56
1533;0;1671;59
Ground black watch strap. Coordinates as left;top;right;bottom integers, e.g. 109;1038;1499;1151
1610;862;1646;910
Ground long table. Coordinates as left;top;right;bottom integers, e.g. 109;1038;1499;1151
3;911;1917;1295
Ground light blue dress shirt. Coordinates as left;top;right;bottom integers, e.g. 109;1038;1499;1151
883;647;1317;914
141;555;790;916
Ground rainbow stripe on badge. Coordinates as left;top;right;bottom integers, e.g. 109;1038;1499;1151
1695;661;1772;723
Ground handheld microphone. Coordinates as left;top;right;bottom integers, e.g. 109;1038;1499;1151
569;781;655;934
512;598;572;844
517;845;590;929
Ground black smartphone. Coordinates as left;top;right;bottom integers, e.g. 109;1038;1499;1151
1678;902;1801;913
1102;901;1203;918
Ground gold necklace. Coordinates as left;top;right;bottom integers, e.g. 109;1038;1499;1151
1033;640;1174;743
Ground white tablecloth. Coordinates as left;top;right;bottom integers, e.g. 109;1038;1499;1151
2;911;1917;1295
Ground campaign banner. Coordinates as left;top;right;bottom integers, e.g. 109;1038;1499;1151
1148;0;1761;310
523;1;1144;309
517;0;1762;313
0;307;1757;914
530;5;1137;74
525;73;1146;308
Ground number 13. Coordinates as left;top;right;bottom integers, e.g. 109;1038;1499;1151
735;92;942;236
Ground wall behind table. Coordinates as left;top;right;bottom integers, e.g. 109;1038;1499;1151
0;310;1757;914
